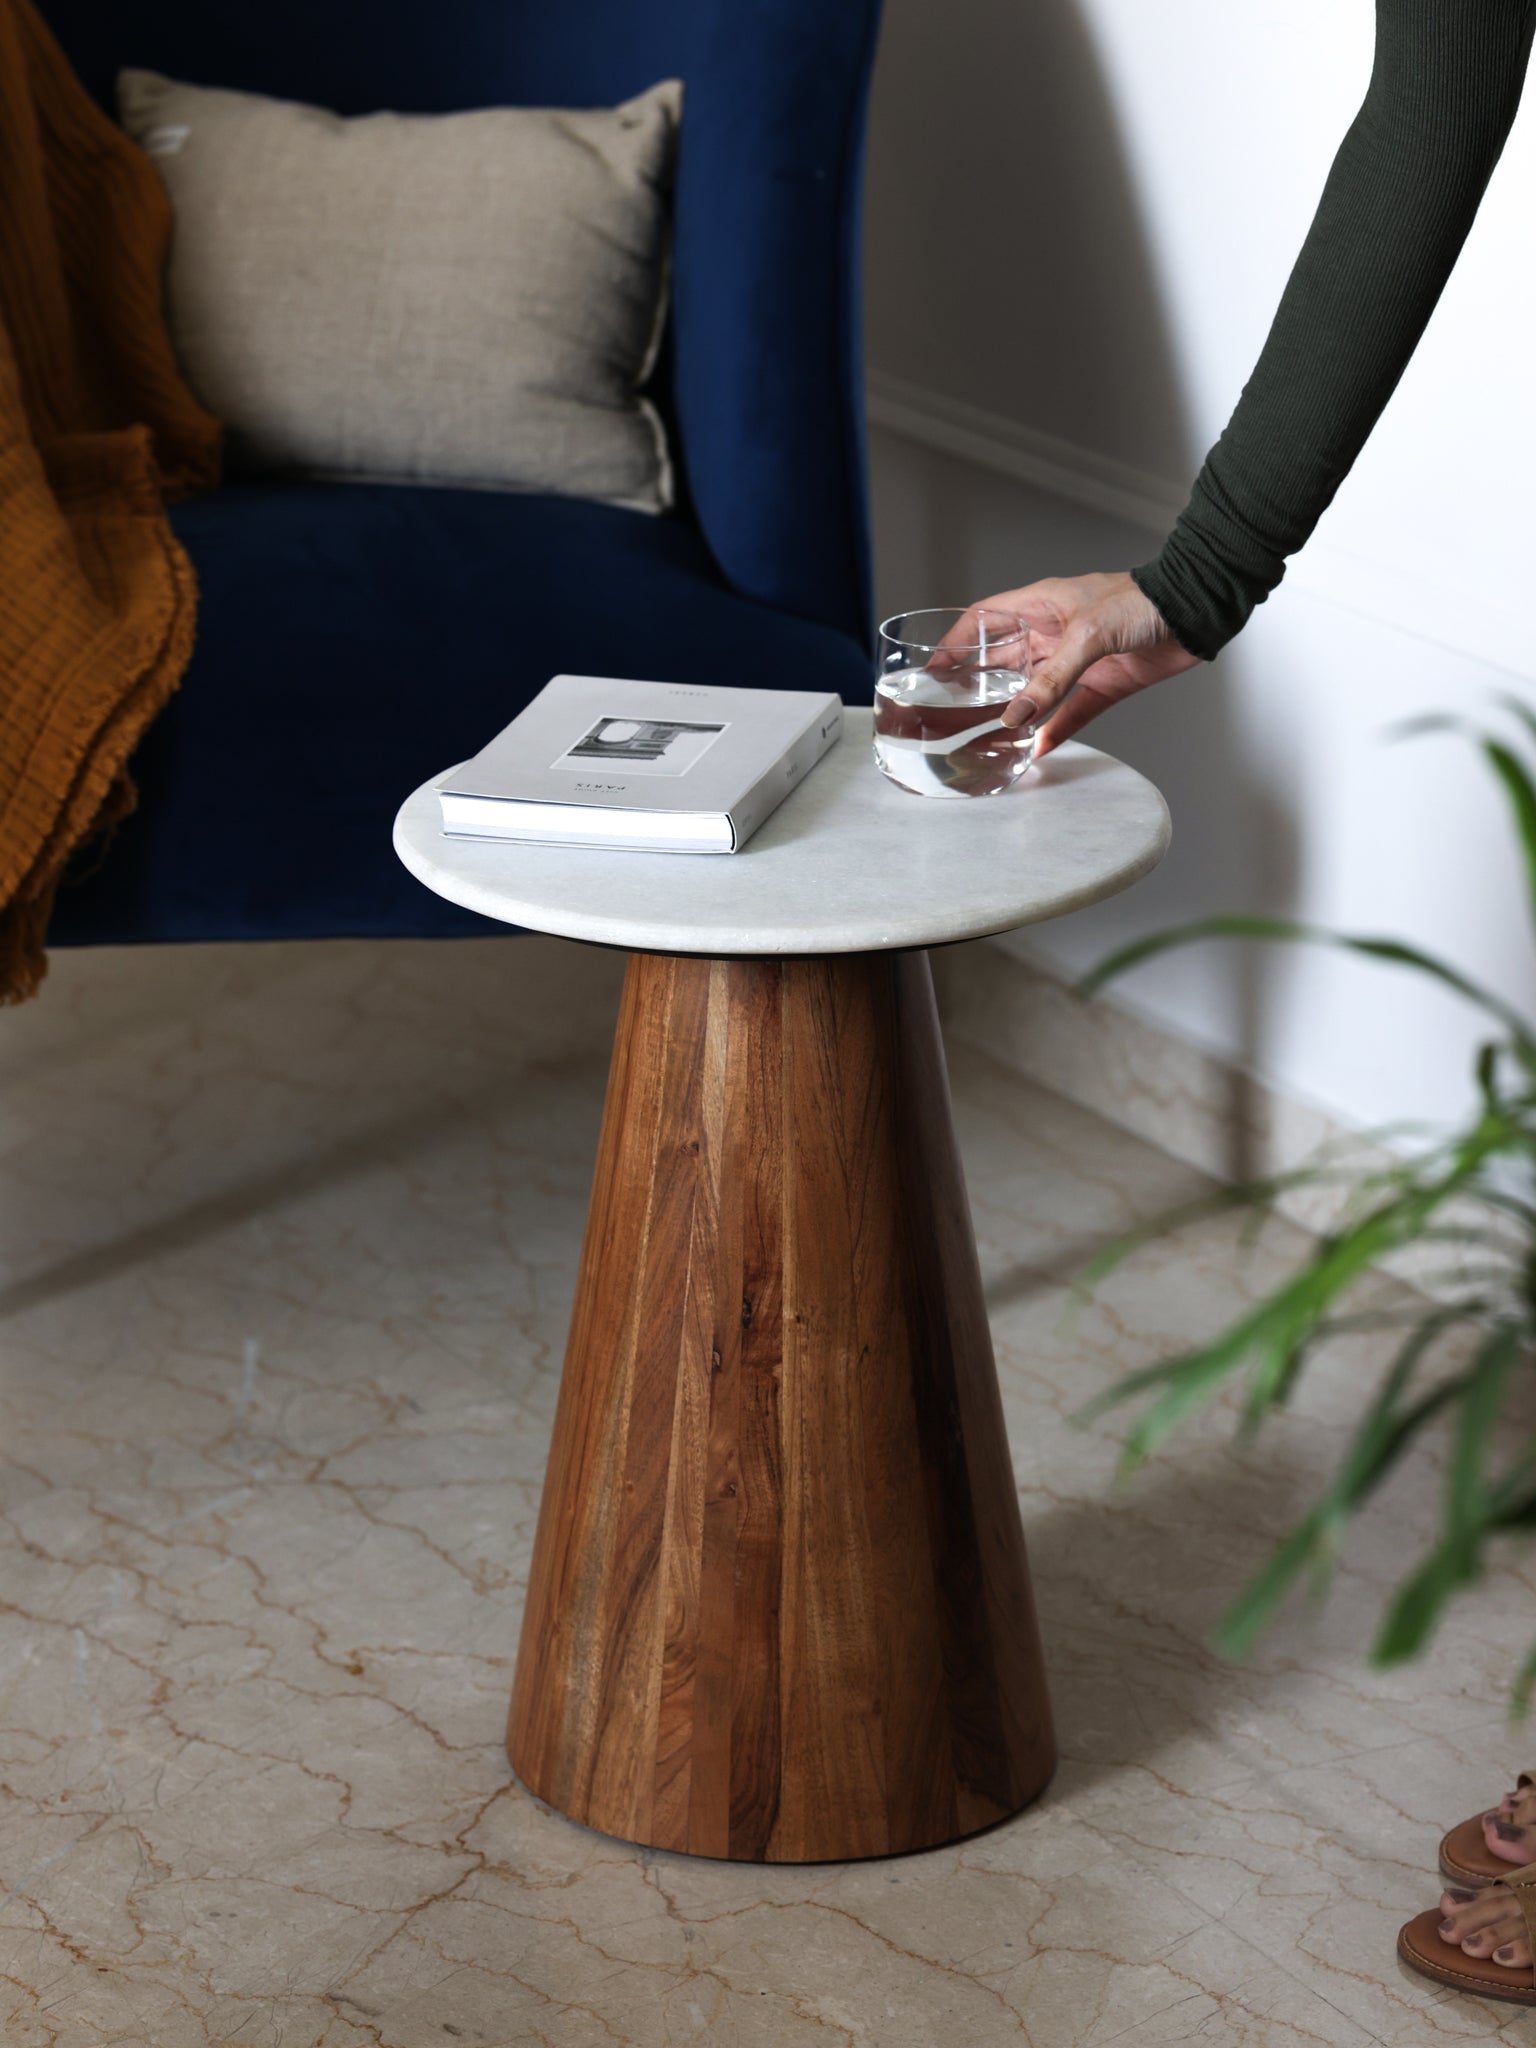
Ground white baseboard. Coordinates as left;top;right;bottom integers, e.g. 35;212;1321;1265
867;369;1534;684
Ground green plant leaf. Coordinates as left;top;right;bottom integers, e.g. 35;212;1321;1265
1211;1514;1334;1659
1082;1111;1516;1490
1482;740;1536;944
1213;1307;1474;1657
1494;691;1536;748
1394;695;1536;765
1387;706;1536;968
1372;1321;1524;1664
1476;1040;1503;1113
1446;1323;1522;1550
1373;1548;1467;1665
1076;915;1536;1053
1511;1638;1536;1722
1067;703;1536;1696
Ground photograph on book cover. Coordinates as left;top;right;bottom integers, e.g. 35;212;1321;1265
551;717;728;777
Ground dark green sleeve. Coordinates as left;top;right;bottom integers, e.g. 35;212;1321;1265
1133;0;1536;661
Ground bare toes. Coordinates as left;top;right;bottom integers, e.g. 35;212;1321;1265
1466;1890;1525;1957
1482;1812;1536;1867
1440;1886;1525;1952
1493;1935;1534;1971
1462;1925;1507;1956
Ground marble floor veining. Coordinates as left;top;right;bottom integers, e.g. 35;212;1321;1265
2;935;1532;2047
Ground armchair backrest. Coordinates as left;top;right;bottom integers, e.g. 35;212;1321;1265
39;0;879;648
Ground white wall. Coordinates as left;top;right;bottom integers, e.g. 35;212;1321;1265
865;0;1536;1140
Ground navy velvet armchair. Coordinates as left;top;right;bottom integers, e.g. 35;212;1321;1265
39;0;880;946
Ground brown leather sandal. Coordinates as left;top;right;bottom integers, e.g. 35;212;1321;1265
1439;1773;1536;1887
1399;1862;1536;2006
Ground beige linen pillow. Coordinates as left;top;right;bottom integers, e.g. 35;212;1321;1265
116;70;681;512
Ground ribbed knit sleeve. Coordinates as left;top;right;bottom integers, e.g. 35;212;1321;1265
1133;0;1536;661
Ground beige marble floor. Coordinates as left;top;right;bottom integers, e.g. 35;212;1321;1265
1;935;1532;2047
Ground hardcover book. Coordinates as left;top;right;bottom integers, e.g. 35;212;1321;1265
438;675;845;854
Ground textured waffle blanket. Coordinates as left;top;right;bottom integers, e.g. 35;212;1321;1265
0;0;218;999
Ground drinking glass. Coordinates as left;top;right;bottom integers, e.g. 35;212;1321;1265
873;607;1037;798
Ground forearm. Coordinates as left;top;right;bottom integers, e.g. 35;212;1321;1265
1136;0;1536;660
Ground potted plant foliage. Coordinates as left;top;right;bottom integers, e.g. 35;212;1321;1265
1077;705;1536;1699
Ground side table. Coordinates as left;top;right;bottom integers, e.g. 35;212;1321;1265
394;708;1170;1862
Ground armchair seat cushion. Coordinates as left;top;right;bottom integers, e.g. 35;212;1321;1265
47;482;873;947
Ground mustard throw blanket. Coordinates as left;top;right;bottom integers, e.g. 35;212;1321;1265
0;0;219;1000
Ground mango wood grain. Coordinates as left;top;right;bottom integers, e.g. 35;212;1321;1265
507;948;1055;1861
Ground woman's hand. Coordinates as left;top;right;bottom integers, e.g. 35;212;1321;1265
947;572;1201;761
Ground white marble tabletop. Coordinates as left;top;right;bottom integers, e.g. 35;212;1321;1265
392;707;1170;955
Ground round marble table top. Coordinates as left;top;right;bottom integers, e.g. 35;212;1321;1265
392;707;1171;956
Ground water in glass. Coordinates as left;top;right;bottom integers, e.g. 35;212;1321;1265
873;666;1035;798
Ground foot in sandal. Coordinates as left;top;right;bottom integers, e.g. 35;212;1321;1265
1483;1783;1536;1866
1439;1772;1536;1887
1399;1865;1536;2005
1436;1883;1532;1968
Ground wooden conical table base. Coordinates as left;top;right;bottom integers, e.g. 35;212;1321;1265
507;948;1055;1861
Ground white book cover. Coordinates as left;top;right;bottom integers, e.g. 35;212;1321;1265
439;675;845;853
